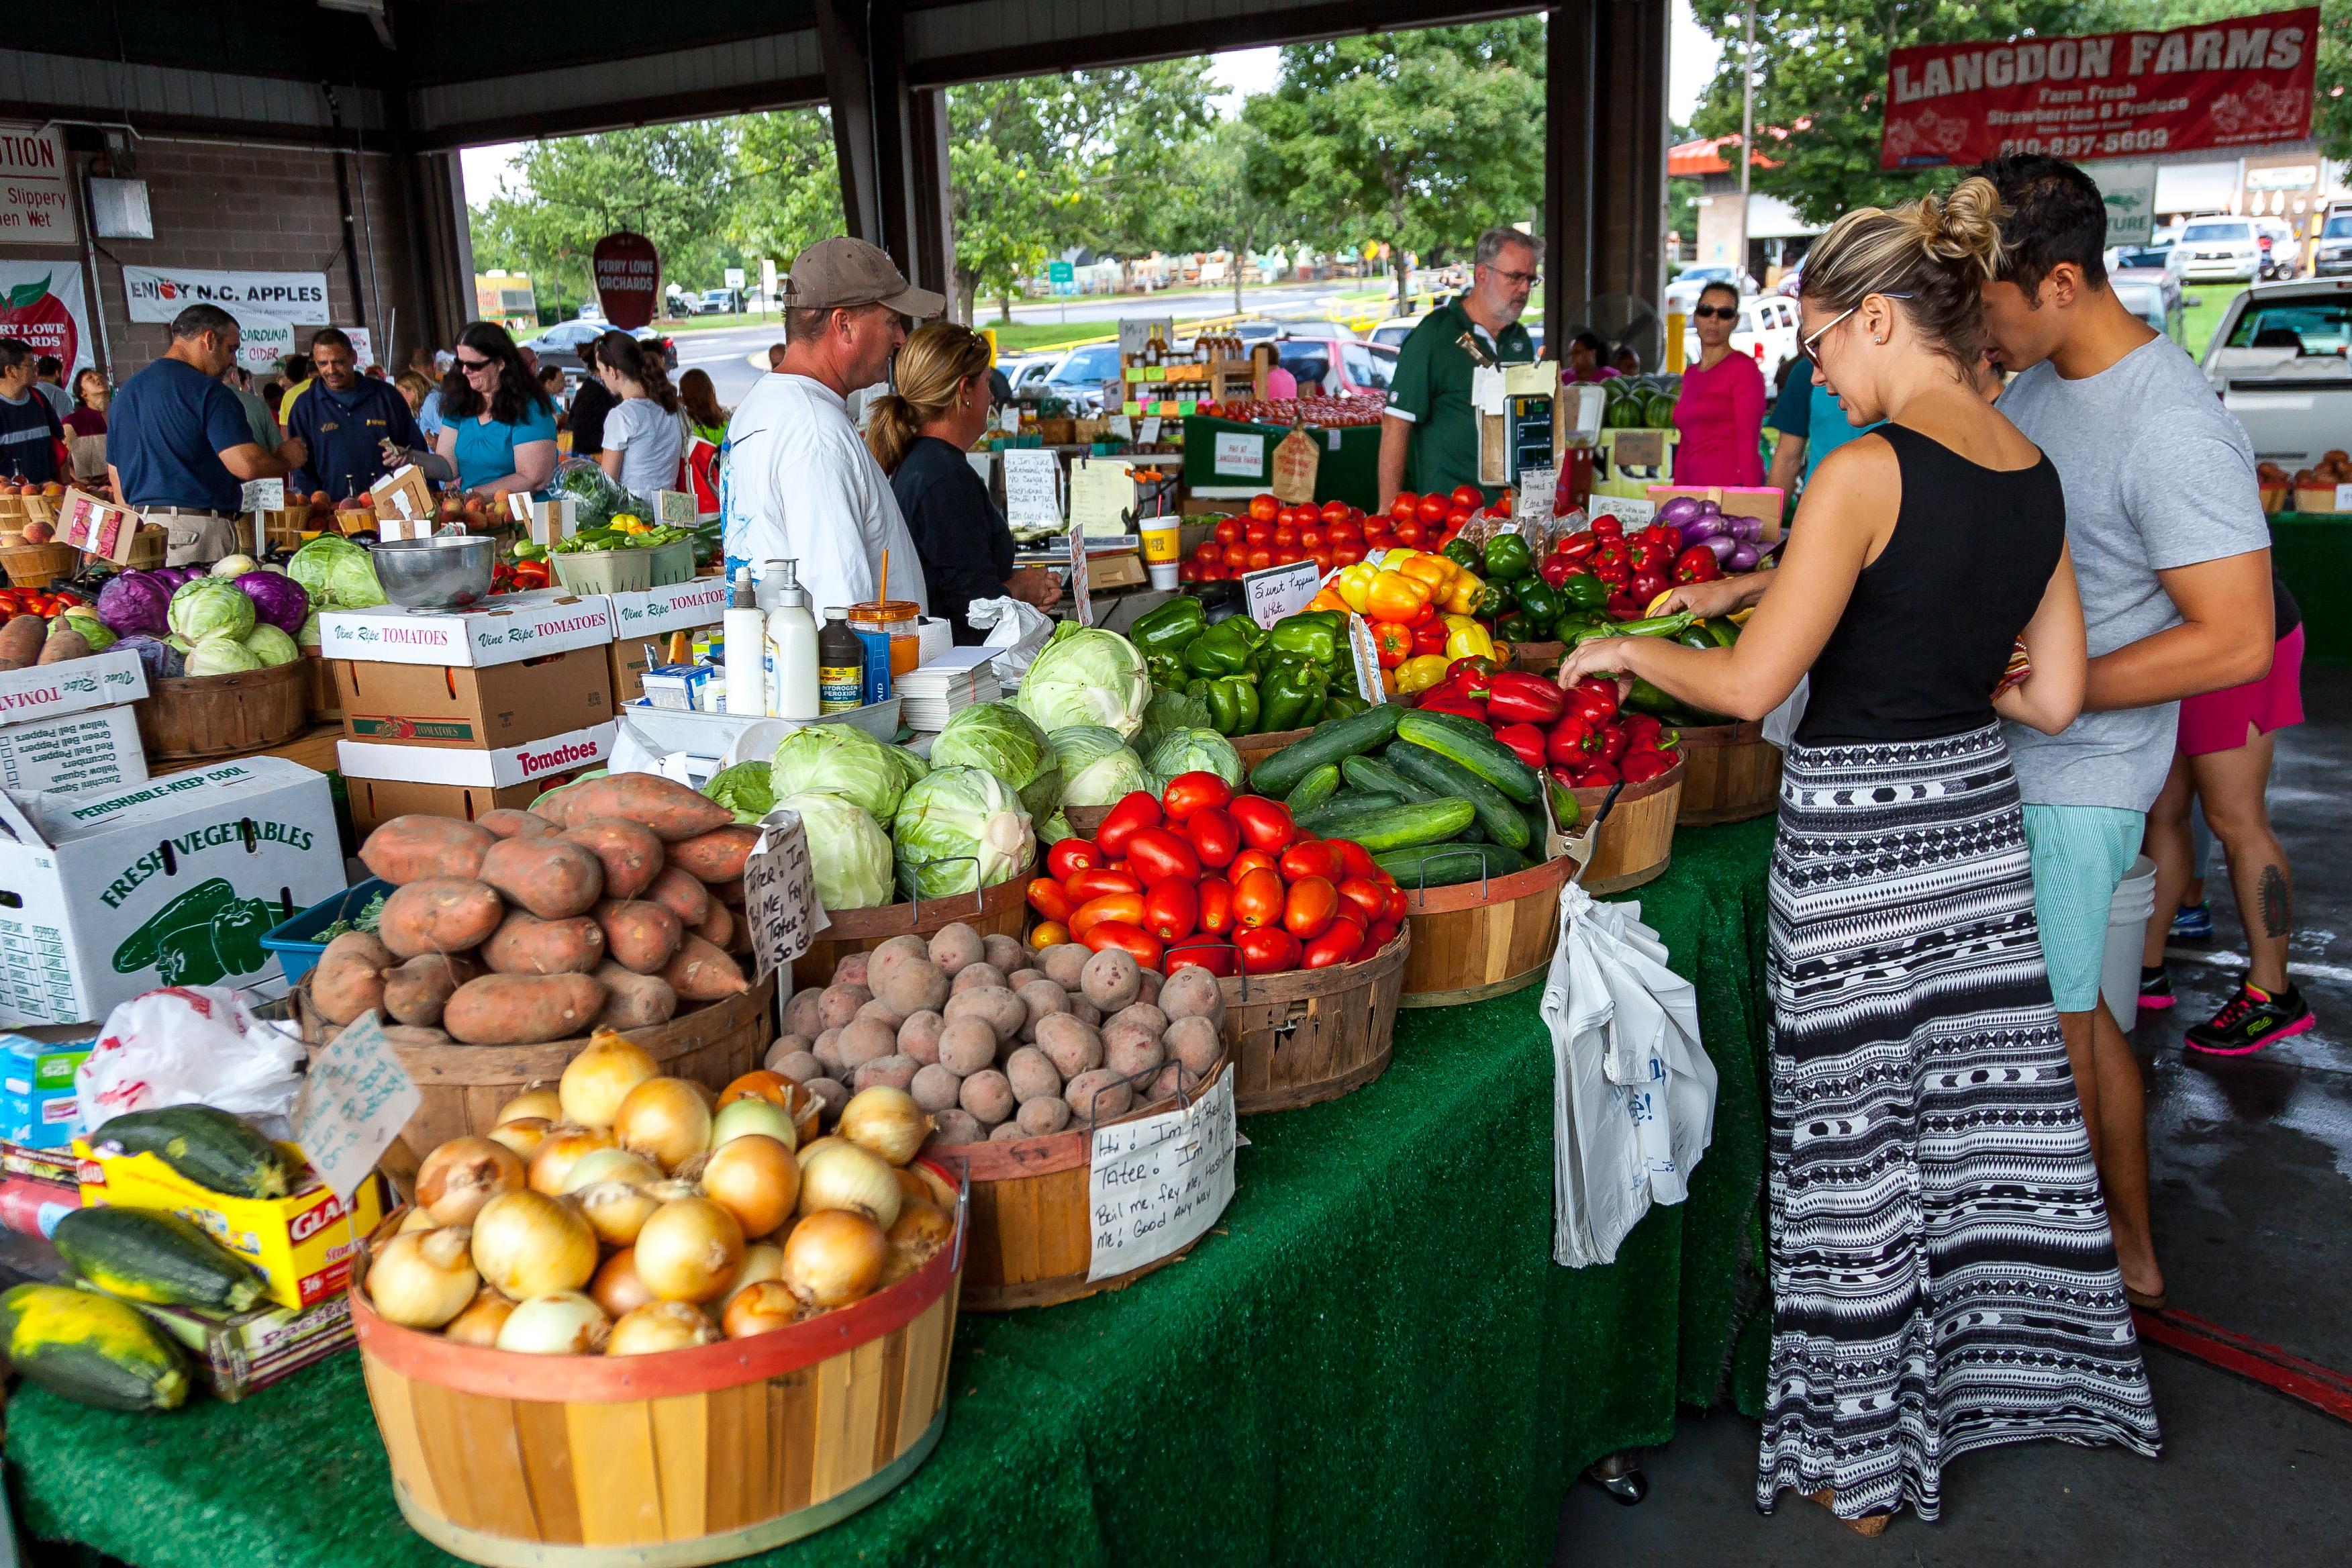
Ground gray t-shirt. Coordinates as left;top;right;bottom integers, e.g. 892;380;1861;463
1996;334;2269;812
603;395;683;500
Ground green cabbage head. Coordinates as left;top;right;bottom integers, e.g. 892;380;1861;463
1134;684;1211;761
778;791;893;912
1016;622;1150;739
891;765;1032;901
185;634;266;677
1145;728;1244;790
771;722;909;820
703;761;777;824
287;534;386;609
167;578;256;644
928;701;1061;820
241;623;301;667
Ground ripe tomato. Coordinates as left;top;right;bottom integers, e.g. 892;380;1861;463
1272;523;1299;549
1184;805;1240;869
1393;518;1424;546
1228;795;1299;854
1300;527;1326;549
1228;847;1280;887
1083;920;1163;971
1124;826;1202;885
1416;494;1449;524
1244;518;1274;546
1177;562;1202;583
1383;884;1411;924
1282;876;1338;940
1271;546;1302;565
1065;866;1142;903
1235;926;1303;975
1069;891;1146;941
1232;866;1287;929
1302;922;1364;969
1364;919;1400;952
1326;838;1381;882
1214;518;1242;546
1278;840;1342;883
1142;878;1199;942
1249;493;1279;522
1332;542;1365;567
1447;507;1474;532
1246;547;1273;569
1026;877;1075;923
1320;499;1349;525
1046;839;1099;881
1165;937;1237;977
1193;540;1222;563
1391;491;1421;519
1095;791;1163;858
1161;772;1232;823
1195;875;1236;935
1029;920;1069;950
1330;518;1363;542
1336;876;1389;926
1308;547;1334;571
1451;484;1485;511
1224;543;1251;568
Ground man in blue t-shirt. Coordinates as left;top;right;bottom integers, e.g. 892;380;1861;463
107;304;309;565
284;327;422;501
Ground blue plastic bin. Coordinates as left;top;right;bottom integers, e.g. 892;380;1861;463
260;878;394;985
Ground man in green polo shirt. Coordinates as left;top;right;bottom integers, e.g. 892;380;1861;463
1379;226;1541;509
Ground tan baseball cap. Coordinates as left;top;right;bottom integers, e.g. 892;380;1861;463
784;237;946;317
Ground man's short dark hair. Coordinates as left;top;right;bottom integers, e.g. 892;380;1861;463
1971;152;2107;298
309;327;354;354
0;338;32;375
34;356;61;377
169;303;240;342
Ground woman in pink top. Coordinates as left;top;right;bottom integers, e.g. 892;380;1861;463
1671;281;1766;485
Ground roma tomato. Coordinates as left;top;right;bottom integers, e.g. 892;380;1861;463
1195;875;1236;935
1228;847;1280;887
1161;771;1232;823
1283;876;1338;940
1026;878;1075;923
1391;491;1420;519
1278;840;1342;883
1095;791;1163;858
1029;922;1069;950
1228;796;1298;854
1069;892;1145;942
1165;937;1237;977
1142;878;1199;942
1382;885;1411;924
1186;805;1239;869
1214;518;1242;546
1336;877;1389;926
1416;494;1449;524
1065;867;1143;903
1326;838;1380;883
1235;926;1302;975
1364;919;1400;951
1124;827;1202;885
1232;867;1287;929
1303;922;1364;969
1046;839;1099;881
1451;484;1485;511
1321;499;1349;525
1083;921;1164;971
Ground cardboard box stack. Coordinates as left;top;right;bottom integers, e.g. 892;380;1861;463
605;577;730;705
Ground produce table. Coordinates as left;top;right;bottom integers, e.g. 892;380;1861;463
1181;415;1382;510
7;818;1777;1568
2271;511;2352;664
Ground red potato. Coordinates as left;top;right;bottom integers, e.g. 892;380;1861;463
477;810;557;840
560;818;666;901
443;973;607;1045
663;934;748;1000
593;899;683;975
556;775;732;842
479;837;605;920
359;816;495;885
643;865;711;928
665;824;761;885
481;909;607;975
381;953;483;1028
376;878;505;959
312;932;395;1024
592;963;679;1031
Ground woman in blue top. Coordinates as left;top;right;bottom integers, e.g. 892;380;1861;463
432;322;557;501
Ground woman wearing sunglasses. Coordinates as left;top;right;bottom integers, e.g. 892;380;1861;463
1560;177;2157;1534
1670;281;1767;485
432;322;558;503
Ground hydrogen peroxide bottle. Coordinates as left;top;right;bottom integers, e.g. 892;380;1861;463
817;608;865;715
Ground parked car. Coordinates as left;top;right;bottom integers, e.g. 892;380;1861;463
1679;292;1801;379
2110;244;2189;287
1663;265;1757;315
1269;326;1399;397
2175;217;2263;283
524;320;679;377
689;288;744;315
2312;209;2352;279
1368;313;1428;349
2200;278;2352;471
1026;341;1125;414
2111;277;2186;345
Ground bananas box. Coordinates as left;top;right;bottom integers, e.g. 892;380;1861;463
72;1136;385;1310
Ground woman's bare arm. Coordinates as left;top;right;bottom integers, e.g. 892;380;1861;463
1992;541;2088;735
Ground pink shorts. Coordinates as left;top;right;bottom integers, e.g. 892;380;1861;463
2179;624;2304;756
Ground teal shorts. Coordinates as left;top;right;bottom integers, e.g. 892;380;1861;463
2021;804;2147;1013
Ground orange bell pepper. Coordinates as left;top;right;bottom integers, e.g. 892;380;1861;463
1365;571;1433;624
1369;620;1415;669
1395;553;1456;594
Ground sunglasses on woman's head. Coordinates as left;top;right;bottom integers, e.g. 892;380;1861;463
1692;304;1738;322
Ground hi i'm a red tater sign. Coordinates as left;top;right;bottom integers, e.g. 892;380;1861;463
1881;7;2317;168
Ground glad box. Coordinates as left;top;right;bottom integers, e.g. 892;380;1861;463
0;756;342;1026
332;645;614;748
316;590;614;670
337;720;617;789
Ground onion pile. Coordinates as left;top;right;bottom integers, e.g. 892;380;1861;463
370;1026;957;1357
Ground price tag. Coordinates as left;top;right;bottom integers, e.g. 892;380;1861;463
1345;613;1385;705
1001;449;1063;528
1238;559;1322;630
742;807;830;983
1086;1068;1236;1281
289;1012;422;1204
1516;469;1556;530
1067;525;1092;627
2335;483;2352;513
241;478;285;513
1213;431;1265;478
1138;416;1163;445
1589;494;1655;527
1108;414;1134;439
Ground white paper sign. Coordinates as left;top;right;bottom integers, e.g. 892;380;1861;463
289;1012;423;1204
1588;495;1655;527
344;326;375;370
2335;483;2352;513
1118;318;1175;354
1002;449;1063;528
1213;431;1266;479
1067;524;1092;628
240;478;285;513
1138;417;1163;445
1069;457;1135;539
1517;469;1557;530
998;404;1022;434
743;808;830;982
1108;415;1134;439
1345;613;1386;705
1086;1068;1236;1281
1240;560;1322;630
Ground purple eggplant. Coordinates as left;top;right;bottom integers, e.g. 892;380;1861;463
1680;515;1724;544
1699;534;1736;562
1657;495;1707;529
1724;540;1761;572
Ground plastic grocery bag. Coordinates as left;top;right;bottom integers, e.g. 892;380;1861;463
967;596;1055;683
1540;883;1718;1268
74;985;305;1136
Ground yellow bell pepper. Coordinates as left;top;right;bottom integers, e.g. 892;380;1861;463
1442;615;1496;662
1365;570;1434;624
1396;552;1456;594
1440;569;1487;617
1393;654;1452;694
1332;562;1381;615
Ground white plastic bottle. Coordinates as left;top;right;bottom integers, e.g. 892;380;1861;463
723;569;767;716
763;559;820;719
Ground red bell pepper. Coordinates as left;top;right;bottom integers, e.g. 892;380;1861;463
1493;722;1547;769
1595;723;1629;763
1537;554;1575;589
1484;670;1566;726
1604;591;1643;619
1674;546;1723;584
1415;693;1489;724
1446;659;1496;701
1626;538;1671;574
1573;759;1620;787
1546;716;1598;765
1410;620;1450;656
1589;514;1624;539
1571;678;1620;724
1553;530;1599;564
1629;570;1668;605
1620;748;1677;784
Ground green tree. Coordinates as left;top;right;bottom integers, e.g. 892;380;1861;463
1150;119;1297;314
729;109;847;279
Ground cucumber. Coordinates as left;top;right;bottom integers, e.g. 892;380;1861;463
1291;797;1475;852
1394;709;1539;803
1518;795;1552;848
1374;842;1533;887
1318;789;1405;815
1384;742;1531;850
94;1106;292;1199
0;1283;190;1412
1247;703;1403;798
1285;763;1342;813
1292;796;1410;837
52;1207;267;1314
1341;754;1440;804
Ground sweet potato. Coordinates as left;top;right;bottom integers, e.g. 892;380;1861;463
478;809;557;840
663;934;748;1000
557;775;732;842
377;877;506;959
643;865;711;928
0;615;46;671
561;818;665;901
382;952;483;1028
312;932;396;1025
479;837;604;919
591;963;679;1031
443;973;607;1045
359;816;496;885
36;627;89;665
593;899;683;975
666;824;761;884
528;780;589;828
482;908;606;975
689;902;734;951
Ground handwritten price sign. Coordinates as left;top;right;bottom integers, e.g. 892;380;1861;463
289;1011;422;1203
1085;1067;1236;1281
744;807;832;983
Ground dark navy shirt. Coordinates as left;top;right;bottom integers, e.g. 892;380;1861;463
109;356;251;511
285;376;422;501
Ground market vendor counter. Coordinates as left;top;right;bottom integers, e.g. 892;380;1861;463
7;818;1778;1568
2271;511;2352;665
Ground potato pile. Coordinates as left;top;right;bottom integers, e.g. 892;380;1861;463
2277;450;2352;490
769;923;1227;1145
313;774;761;1046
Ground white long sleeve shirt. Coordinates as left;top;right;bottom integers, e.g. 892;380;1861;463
722;373;928;618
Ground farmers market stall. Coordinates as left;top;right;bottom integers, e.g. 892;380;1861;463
2269;510;2352;665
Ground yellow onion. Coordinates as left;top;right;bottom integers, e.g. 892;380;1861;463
712;1096;798;1155
527;1124;616;1195
443;1288;517;1347
471;1190;598;1299
614;1077;714;1173
646;1178;700;1204
607;1300;722;1356
880;1245;922;1288
559;1031;657;1129
837;1087;931;1167
887;1198;952;1258
557;1148;661;1195
575;1181;660;1248
397;1207;440;1235
416;1137;526;1227
720;1242;785;1307
632;1195;744;1304
498;1088;562;1126
781;1209;886;1309
366;1226;478;1328
722;1280;804;1338
784;1081;822;1148
489;1117;552;1161
797;1140;901;1230
495;1291;610;1355
795;1135;845;1171
701;1134;800;1240
590;1248;656;1320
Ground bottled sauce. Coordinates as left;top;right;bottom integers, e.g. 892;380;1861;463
818;609;865;714
764;559;820;720
722;569;766;716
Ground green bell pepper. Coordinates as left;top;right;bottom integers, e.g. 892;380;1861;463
1483;577;1518;616
1442;537;1483;572
1146;654;1187;691
1200;677;1260;736
1513;579;1564;630
1496;611;1538;644
1482;533;1533;581
1259;660;1324;734
1559;572;1611;611
1268;611;1340;663
1320;689;1367;721
1130;596;1208;659
1183;618;1262;678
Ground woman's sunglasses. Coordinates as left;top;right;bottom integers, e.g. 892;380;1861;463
1691;304;1738;322
1799;294;1913;366
456;354;495;373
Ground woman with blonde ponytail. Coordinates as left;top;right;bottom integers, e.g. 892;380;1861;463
1565;175;2158;1533
871;322;1061;640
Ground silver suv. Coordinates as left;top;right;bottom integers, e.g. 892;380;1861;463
2201;279;2352;472
2312;211;2352;279
2176;217;2262;283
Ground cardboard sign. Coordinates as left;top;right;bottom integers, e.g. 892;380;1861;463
1345;614;1386;705
1212;431;1265;478
654;489;696;526
1108;415;1134;439
1002;449;1063;528
1067;524;1092;628
54;487;141;565
1270;428;1320;504
289;1011;422;1204
1589;495;1655;528
1069;457;1135;539
1239;560;1322;631
240;478;285;513
369;465;432;527
1086;1067;1236;1281
1138;416;1163;445
742;807;830;982
1118;318;1175;354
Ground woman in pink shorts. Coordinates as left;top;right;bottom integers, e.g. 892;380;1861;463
2139;578;2311;1052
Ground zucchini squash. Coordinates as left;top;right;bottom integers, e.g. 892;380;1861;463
0;1282;190;1412
93;1106;293;1199
52;1206;267;1314
1393;709;1539;803
1247;704;1402;798
1382;742;1531;850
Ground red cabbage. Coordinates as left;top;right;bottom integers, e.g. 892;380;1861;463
236;571;311;634
95;573;171;636
114;632;185;681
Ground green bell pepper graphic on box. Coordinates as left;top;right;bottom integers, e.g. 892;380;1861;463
110;879;277;986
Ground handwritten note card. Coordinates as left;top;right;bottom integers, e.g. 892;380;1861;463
240;478;286;513
1002;449;1063;528
1240;559;1322;630
1086;1068;1236;1281
1069;457;1135;539
290;1012;422;1202
744;808;831;983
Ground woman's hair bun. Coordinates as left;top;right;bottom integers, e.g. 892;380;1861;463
1911;176;2008;277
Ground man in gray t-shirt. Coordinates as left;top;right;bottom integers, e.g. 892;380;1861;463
1980;154;2275;1313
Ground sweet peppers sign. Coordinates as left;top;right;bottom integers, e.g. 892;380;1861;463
1881;7;2317;168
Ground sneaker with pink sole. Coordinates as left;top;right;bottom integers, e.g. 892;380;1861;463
2184;982;2314;1055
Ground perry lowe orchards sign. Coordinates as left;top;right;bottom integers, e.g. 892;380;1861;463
592;232;661;330
1880;6;2317;168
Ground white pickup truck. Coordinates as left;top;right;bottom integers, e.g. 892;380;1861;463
2200;278;2352;475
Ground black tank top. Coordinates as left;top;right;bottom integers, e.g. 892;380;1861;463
1795;424;2067;746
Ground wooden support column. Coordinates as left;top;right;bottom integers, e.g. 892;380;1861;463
818;0;948;303
1589;0;1671;364
1544;0;1598;352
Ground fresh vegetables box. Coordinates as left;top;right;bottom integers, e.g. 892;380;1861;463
0;756;344;1025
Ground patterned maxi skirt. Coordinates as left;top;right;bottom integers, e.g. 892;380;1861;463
1755;724;2162;1523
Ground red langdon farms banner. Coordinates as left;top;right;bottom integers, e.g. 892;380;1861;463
591;231;663;330
1880;7;2317;168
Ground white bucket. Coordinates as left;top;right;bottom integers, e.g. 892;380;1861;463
2100;854;2159;1033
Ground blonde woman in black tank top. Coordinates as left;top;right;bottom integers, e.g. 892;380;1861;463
1557;179;2159;1533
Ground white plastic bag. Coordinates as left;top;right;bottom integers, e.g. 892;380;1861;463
1761;674;1809;751
967;596;1055;683
1540;883;1718;1268
75;985;305;1136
